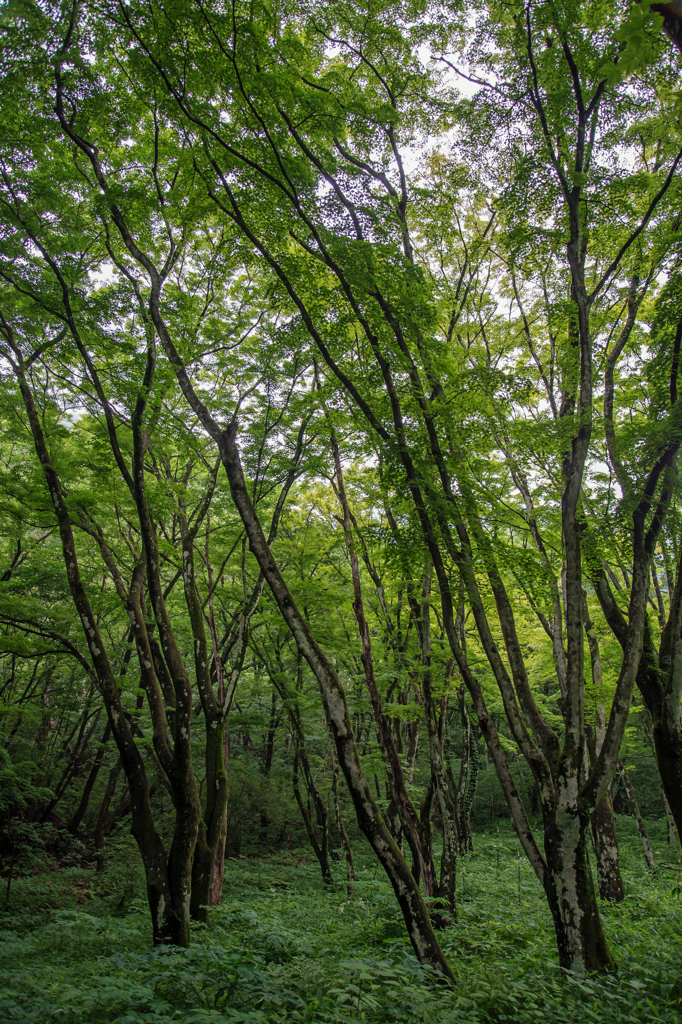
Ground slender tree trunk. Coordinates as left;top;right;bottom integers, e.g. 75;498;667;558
617;761;656;871
258;691;279;844
94;758;122;872
663;793;677;846
68;721;111;835
419;568;457;917
11;360;172;944
584;595;624;902
293;748;333;885
452;685;478;855
329;426;438;900
330;738;356;896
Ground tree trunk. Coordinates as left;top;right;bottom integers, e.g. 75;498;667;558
12;363;173;945
293;748;333;886
215;428;453;979
68;721;111;835
544;807;615;973
650;713;682;848
258;692;279;844
617;761;656;871
453;685;479;855
190;720;230;921
595;576;682;850
590;792;624;902
94;758;122;872
663;793;677;846
330;738;356;896
208;810;228;906
419;568;457;918
584;593;625;902
329;427;438;901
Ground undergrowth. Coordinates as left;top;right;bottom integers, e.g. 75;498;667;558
0;818;680;1024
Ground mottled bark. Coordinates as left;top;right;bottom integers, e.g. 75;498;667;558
330;739;356;896
590;793;624;902
584;593;624;902
544;800;614;974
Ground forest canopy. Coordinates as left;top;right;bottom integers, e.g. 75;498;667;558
1;0;682;1019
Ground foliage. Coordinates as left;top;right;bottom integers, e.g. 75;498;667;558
0;825;680;1024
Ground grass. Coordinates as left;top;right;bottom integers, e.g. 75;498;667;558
0;817;680;1024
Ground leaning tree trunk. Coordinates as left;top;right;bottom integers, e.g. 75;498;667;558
142;250;455;979
12;358;173;944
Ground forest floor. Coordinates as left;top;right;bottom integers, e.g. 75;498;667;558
0;818;680;1024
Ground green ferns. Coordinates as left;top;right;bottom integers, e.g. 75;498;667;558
1;823;680;1024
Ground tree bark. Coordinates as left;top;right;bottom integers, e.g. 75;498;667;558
590;793;624;902
543;804;614;974
330;738;356;896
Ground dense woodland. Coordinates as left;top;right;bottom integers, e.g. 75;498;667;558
1;0;682;1020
